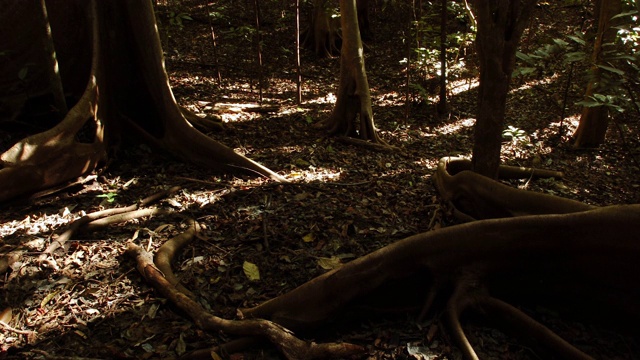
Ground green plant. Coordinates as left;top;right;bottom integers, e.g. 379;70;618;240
513;33;586;78
502;126;528;143
168;11;192;29
408;82;431;105
577;93;625;113
97;192;118;203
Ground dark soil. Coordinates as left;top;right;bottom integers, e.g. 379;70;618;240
1;1;638;359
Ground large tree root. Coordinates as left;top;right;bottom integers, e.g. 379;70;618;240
99;1;284;181
434;156;594;220
126;244;366;360
154;218;200;298
242;204;639;358
125;156;639;359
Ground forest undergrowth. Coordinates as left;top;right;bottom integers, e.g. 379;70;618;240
0;1;638;359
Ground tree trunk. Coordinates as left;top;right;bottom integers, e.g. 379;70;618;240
470;0;537;178
572;0;622;148
437;0;448;114
356;0;370;40
0;0;282;202
317;0;386;144
303;0;340;57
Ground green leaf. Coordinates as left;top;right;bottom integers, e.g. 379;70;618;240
566;34;586;45
611;10;638;20
597;64;624;76
243;261;260;281
553;38;568;47
576;100;602;108
564;51;586;63
18;67;28;80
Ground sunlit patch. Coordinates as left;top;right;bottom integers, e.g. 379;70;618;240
433;117;476;135
285;167;342;182
307;93;336;105
449;78;479;95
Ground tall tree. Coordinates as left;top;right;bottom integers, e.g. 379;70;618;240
470;0;537;178
572;0;623;148
0;0;281;203
303;0;341;57
317;0;386;144
356;0;370;40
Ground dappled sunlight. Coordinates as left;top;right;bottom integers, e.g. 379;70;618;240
449;77;479;95
306;92;337;105
433;116;476;135
511;73;559;93
2;1;639;359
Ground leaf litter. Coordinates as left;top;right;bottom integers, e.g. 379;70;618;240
0;1;638;359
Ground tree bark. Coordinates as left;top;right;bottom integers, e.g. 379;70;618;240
470;0;537;178
572;0;622;148
303;0;340;57
317;0;386;144
356;0;370;40
0;0;283;202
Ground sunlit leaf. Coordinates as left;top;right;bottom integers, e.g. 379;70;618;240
317;256;342;270
243;261;260;281
0;307;12;324
41;290;60;308
302;233;315;243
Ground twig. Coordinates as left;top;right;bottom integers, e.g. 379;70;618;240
0;320;36;335
39;186;181;263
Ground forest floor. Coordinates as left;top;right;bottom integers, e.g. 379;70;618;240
1;1;639;359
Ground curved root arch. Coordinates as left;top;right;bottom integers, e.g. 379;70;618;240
0;1;105;203
0;0;283;203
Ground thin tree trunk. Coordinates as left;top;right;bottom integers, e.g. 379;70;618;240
572;0;622;148
437;0;447;114
296;0;302;104
470;0;537;178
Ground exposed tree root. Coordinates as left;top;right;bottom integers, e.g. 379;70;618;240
335;136;400;152
180;106;224;133
0;0;284;204
241;204;640;358
154;218;201;298
126;244;366;360
123;156;639;358
435;156;594;220
109;0;285;182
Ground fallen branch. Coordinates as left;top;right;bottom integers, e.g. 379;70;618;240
0;320;36;336
39;186;180;266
